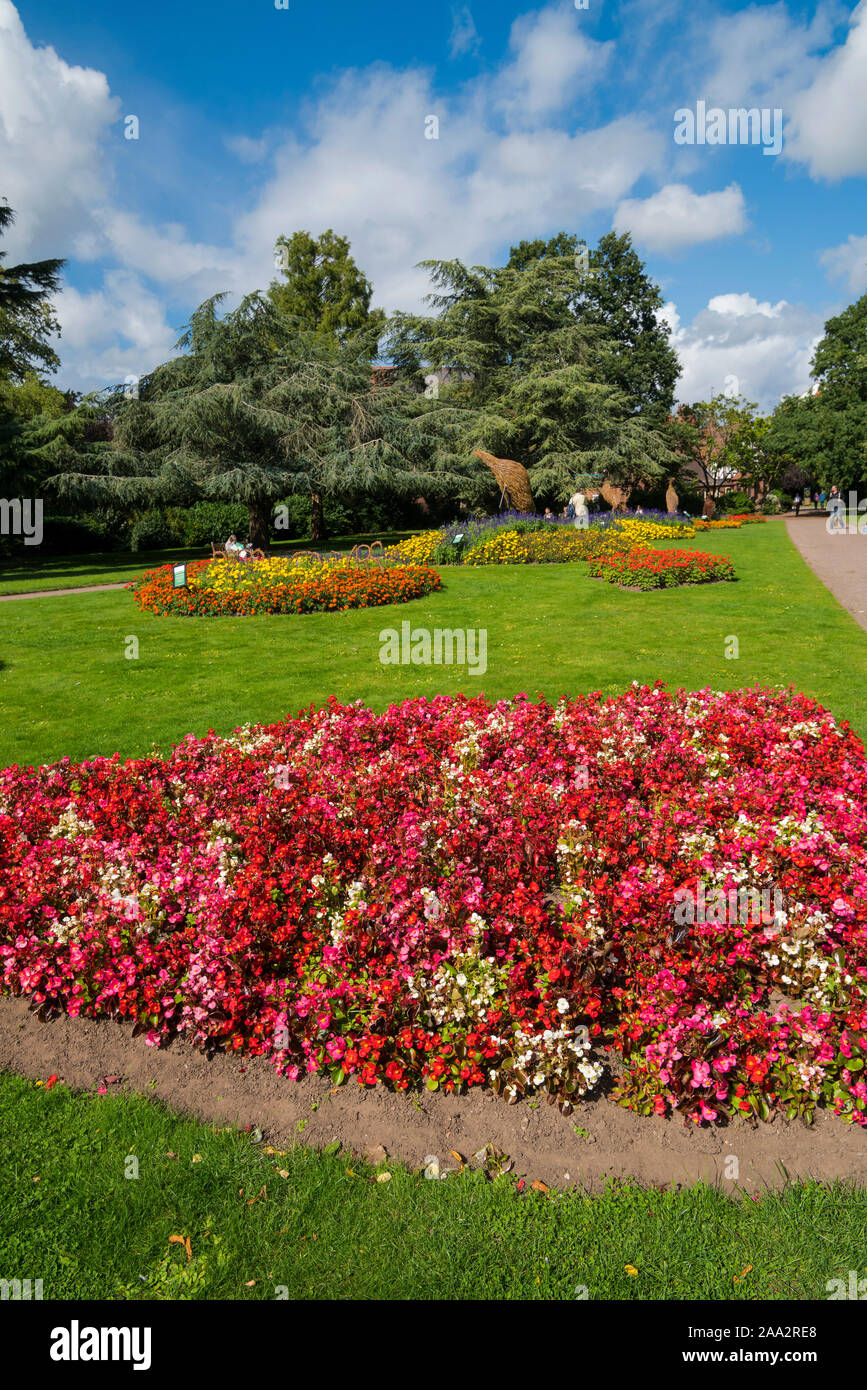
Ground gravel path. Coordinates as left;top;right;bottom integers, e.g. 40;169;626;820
0;581;129;601
785;517;867;632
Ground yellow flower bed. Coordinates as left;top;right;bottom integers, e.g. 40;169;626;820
192;554;336;593
464;527;629;565
385;531;444;563
609;519;696;542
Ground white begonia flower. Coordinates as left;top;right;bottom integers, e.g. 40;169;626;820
557;998;569;1014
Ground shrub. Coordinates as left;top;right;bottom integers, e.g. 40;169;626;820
167;502;250;548
129;509;177;553
716;489;755;516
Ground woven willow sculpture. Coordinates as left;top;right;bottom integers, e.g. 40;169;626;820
473;450;535;512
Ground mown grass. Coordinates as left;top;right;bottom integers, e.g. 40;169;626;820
1;519;867;769
1;1074;863;1301
1;517;865;1302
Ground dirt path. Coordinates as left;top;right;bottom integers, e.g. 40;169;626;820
0;582;129;601
786;517;867;632
1;997;864;1192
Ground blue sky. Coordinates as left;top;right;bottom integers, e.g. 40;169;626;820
2;0;866;408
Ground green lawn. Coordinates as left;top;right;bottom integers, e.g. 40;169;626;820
1;1074;863;1301
2;517;866;1302
1;518;866;769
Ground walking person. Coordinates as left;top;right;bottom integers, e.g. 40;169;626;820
793;493;801;517
827;484;845;533
569;489;590;529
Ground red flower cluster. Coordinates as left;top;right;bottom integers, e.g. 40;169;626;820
1;686;865;1126
587;547;736;590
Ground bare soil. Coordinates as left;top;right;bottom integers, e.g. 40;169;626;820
1;997;864;1191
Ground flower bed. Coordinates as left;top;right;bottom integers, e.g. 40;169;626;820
130;557;442;616
693;515;766;531
462;527;629;566
2;687;865;1127
387;516;696;567
587;547;736;590
608;519;697;543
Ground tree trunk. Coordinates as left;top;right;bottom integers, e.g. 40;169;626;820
310;492;327;544
248;500;271;551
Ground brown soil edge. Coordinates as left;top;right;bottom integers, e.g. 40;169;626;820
2;997;865;1192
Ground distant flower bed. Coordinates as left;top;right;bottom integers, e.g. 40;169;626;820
387;516;697;568
694;515;766;531
463;527;628;566
130;556;442;616
588;547;736;590
609;518;697;543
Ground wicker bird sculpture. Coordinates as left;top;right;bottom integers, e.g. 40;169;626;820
472;450;535;512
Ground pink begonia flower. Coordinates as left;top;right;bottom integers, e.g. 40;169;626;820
691;1060;711;1089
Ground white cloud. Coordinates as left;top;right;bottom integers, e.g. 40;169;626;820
820;234;867;295
613;182;747;254
497;5;613;119
224;134;269;164
666;292;823;409
449;6;481;58
234;65;664;316
785;0;867;178
700;1;839;111
54;271;178;391
0;0;119;261
97;211;240;299
706;292;787;318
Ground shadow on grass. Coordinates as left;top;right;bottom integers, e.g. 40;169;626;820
0;530;418;582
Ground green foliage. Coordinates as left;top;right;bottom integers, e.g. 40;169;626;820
386;231;679;505
715;488;755;515
0;370;69;420
129;509;179;553
0;201;65;382
46;293;471;549
674;394;780;501
268;228;386;353
766;293;867;493
166;502;251;548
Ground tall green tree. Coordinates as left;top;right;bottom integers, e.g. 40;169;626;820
386;234;679;506
0;370;72;493
268;229;387;534
268;229;385;350
675;395;779;503
47;293;469;549
766;293;867;494
505;231;679;420
0;201;66;382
